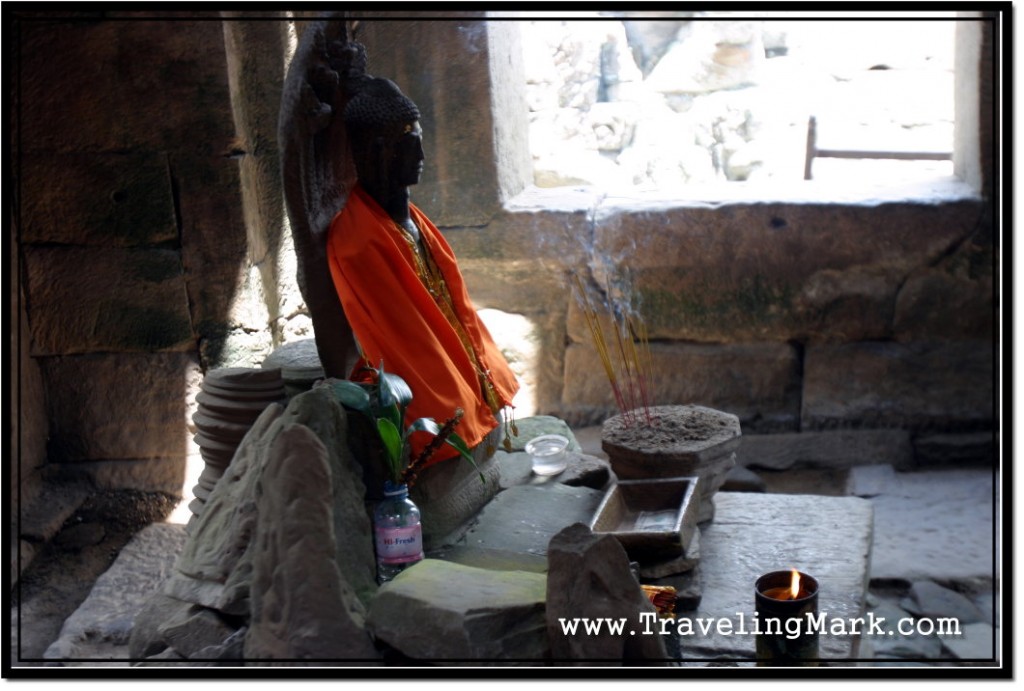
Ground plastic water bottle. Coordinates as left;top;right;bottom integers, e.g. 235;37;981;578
373;481;424;584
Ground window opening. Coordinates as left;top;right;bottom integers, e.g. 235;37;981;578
522;14;956;192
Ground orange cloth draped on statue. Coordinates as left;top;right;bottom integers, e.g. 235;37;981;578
327;184;519;469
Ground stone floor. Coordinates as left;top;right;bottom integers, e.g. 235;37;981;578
10;426;1001;668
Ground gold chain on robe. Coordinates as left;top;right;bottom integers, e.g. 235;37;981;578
394;221;505;421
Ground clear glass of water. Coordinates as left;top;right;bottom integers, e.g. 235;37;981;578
525;434;569;476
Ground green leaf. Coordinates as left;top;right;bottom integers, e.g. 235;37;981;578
377;418;404;478
330;380;371;414
406;417;442;436
379;369;414;412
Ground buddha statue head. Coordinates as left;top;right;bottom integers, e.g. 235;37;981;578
344;77;425;204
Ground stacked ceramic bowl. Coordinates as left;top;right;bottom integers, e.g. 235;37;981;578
188;367;287;522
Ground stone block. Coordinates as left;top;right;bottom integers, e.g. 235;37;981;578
546;523;668;664
24;245;193;355
560;341;800;430
802;340;994;431
170;387;377;618
159;605;239;660
453;484;605;559
866;469;993;586
54;458;186;496
900;581;984;625
893;240;995;342
940;621;996;661
243;423;379;661
20;20;236;154
366;559;548;662
586;199;979;343
738;429;914;471
21;152;177;246
44;523;187;662
40;353;200;463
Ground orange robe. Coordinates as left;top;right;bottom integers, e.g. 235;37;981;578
327;184;519;468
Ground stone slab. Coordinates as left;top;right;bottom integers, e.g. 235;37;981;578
676;492;874;662
42;523;187;663
452;484;605;561
866;469;994;587
940;621;997;661
366;559;548;662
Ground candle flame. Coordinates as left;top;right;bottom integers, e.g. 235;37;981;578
789;569;801;599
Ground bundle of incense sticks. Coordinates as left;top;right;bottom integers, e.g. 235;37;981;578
640;584;677;616
572;273;655;427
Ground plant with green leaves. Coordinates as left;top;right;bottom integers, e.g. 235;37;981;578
329;362;480;487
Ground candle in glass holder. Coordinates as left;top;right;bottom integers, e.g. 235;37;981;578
754;569;819;666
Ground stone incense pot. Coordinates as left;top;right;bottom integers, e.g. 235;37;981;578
601;404;741;523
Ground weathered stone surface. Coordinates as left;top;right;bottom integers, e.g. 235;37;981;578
738;429;915;471
546;523;668;664
54;458;187;496
893;250;994;342
24;245;192;355
159;604;240;660
560;341;800;431
40;353;200;464
21;152;178;246
721;465;766;492
453;484;605;558
865;599;942;660
410;441;504;549
802;340;994;431
130;593;194;660
678;492;873;661
940;621;996;661
900;581;984;625
169;387;377;616
867;469;993;586
846;464;899;498
587;199;980;343
44;523;187;662
243;423;378;661
913;432;995;467
17;481;92;543
367;559;548;662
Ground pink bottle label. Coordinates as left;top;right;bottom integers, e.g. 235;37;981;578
375;524;424;565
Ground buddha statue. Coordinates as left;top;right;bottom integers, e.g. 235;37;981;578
325;76;519;470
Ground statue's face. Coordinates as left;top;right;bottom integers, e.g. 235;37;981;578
391;121;424;187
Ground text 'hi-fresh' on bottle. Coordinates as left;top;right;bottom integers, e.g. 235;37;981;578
373;480;424;583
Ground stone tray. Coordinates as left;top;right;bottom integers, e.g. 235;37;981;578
589;476;700;559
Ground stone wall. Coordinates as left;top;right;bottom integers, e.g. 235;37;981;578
15;13;261;504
